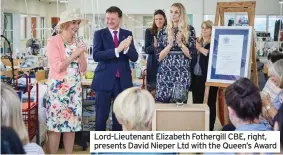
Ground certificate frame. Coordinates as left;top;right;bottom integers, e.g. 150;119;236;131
206;26;253;84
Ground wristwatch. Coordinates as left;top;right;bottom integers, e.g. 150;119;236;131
265;105;271;111
180;44;185;49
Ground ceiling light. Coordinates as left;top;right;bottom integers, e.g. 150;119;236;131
59;0;68;3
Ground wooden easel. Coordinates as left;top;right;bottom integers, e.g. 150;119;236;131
203;1;258;126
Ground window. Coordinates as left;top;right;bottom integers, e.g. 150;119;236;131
268;16;283;40
20;14;38;40
204;14;237;26
20;14;27;40
254;15;267;32
235;15;248;26
3;13;13;55
143;16;153;28
41;17;45;45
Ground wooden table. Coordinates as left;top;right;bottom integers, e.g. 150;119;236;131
153;103;209;131
1;67;32;77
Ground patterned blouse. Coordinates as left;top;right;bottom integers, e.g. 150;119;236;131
156;26;196;60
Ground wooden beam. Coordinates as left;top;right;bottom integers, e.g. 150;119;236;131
219;8;225;26
217;1;256;8
222;8;249;12
205;82;230;88
214;5;220;26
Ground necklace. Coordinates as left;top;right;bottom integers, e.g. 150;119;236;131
60;34;73;45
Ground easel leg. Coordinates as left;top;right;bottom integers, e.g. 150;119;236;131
203;86;210;104
218;88;225;126
218;88;229;126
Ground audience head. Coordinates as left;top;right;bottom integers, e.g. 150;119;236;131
270;59;283;88
1;126;26;154
105;6;122;30
200;20;213;40
1;83;29;145
167;3;189;45
267;51;283;77
151;9;167;36
113;87;155;131
267;50;283;63
225;78;262;127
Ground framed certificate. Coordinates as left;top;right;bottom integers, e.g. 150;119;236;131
207;26;253;84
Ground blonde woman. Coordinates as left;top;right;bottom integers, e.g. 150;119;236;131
191;20;218;131
156;3;196;103
46;9;88;154
113;87;155;131
1;83;44;154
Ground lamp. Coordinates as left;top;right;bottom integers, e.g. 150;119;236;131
280;0;283;4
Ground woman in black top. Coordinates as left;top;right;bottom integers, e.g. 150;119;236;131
144;9;167;96
191;20;218;131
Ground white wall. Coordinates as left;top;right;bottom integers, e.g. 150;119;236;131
204;0;281;15
2;0;66;50
2;0;283;50
3;0;48;17
3;0;66;30
69;0;282;36
68;0;204;36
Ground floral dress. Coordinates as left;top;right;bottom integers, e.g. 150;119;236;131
46;43;82;132
155;26;196;103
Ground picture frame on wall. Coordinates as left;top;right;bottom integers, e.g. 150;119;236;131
206;26;253;84
187;14;193;25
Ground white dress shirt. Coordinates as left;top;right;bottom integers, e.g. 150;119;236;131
108;28;129;58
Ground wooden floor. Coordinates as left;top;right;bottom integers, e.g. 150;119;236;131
60;145;90;154
41;92;223;154
43;144;90;154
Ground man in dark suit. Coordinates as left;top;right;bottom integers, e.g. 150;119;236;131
91;6;138;131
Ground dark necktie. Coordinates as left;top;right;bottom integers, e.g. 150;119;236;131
113;31;120;77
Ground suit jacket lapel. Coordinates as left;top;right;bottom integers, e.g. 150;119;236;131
119;28;126;44
104;28;116;48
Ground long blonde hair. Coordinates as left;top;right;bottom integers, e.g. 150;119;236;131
167;3;189;45
1;83;29;145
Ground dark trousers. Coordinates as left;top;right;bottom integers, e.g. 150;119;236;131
95;78;122;131
191;74;218;131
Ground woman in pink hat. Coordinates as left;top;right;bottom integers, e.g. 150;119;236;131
46;9;88;154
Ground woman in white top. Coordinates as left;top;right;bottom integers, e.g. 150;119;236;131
1;83;45;154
